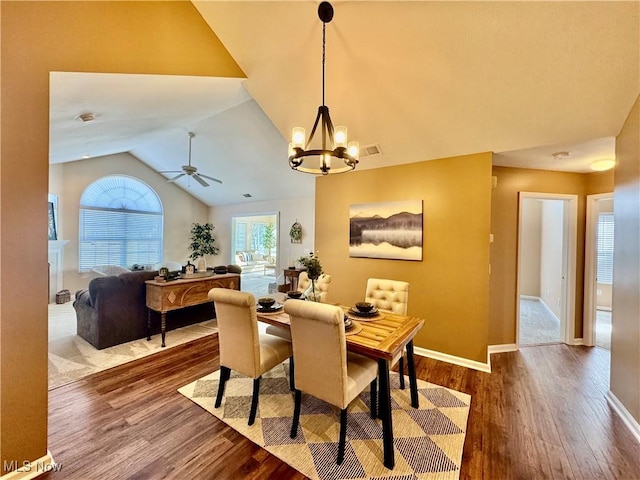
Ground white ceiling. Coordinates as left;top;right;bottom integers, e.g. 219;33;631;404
49;1;639;206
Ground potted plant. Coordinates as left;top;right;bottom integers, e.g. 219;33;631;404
188;223;219;271
297;253;323;301
263;223;276;263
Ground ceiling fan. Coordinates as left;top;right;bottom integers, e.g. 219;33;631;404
160;132;222;187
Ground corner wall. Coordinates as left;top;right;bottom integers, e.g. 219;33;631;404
610;93;640;424
316;153;493;364
0;1;243;472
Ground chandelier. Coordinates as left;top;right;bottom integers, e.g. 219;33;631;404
288;1;359;175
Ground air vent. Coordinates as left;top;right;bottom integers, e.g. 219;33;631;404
359;144;382;158
243;193;252;198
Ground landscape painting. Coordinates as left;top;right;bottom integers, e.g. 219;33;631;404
349;200;423;260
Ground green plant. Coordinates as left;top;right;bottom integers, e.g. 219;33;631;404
290;222;302;243
298;254;323;301
188;223;219;261
263;223;276;259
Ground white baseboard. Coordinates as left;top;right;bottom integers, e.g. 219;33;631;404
573;338;584;346
414;346;491;373
607;391;640;445
0;451;58;479
520;294;539;300
488;343;518;354
539;298;561;324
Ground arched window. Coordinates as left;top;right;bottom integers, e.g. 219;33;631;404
79;175;163;271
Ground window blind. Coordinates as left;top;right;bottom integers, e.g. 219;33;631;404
78;176;163;272
596;213;614;284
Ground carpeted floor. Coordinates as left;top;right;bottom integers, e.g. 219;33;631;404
179;363;470;480
595;309;612;350
48;300;218;389
519;297;561;345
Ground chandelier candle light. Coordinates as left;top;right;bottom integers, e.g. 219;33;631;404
288;1;359;175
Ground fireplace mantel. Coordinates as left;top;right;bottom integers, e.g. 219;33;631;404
49;240;69;303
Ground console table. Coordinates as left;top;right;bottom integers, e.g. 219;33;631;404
145;273;241;347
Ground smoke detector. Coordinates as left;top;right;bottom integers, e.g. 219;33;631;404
77;112;96;123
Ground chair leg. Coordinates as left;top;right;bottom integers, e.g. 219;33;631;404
290;389;302;438
398;355;405;390
289;356;295;391
215;366;231;408
248;376;261;425
370;378;377;419
337;408;348;465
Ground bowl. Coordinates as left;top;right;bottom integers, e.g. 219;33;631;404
287;290;303;299
258;297;276;308
355;302;374;313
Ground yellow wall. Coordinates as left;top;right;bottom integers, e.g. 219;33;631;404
316;153;493;364
57;153;210;295
610;94;640;423
0;1;243;471
489;167;614;345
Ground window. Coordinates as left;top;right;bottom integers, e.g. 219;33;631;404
596;213;614;284
79;175;163;271
234;221;248;252
251;222;268;254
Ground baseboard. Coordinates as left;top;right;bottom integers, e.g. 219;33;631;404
607;391;640;445
520;294;539;300
538;298;561;324
414;346;491;373
488;343;518;354
573;338;584;346
0;451;58;479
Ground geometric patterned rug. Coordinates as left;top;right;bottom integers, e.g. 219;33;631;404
178;362;470;479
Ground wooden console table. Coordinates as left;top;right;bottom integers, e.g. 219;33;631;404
145;273;240;347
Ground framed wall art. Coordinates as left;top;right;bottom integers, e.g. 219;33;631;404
349;200;423;260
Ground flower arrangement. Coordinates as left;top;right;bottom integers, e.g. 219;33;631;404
297;253;323;301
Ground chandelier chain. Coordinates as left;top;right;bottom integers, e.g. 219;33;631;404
322;22;326;106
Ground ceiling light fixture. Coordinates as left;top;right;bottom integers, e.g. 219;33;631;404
288;1;359;175
77;112;96;123
552;151;571;160
590;158;616;171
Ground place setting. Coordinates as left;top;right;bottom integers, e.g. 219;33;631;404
344;301;385;322
256;297;283;314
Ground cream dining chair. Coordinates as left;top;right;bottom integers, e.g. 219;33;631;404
208;288;293;425
365;278;411;390
285;299;379;465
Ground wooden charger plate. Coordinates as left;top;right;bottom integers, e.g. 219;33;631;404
345;320;363;336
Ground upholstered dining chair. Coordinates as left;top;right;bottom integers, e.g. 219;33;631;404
297;271;332;303
208;288;293;425
365;278;410;389
285;299;379;465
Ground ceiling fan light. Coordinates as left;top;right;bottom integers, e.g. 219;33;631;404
590;158;615;171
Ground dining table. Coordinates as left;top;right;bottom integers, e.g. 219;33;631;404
256;297;425;469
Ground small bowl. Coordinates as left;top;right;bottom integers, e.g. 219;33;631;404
355;302;374;313
287;290;303;299
258;297;276;308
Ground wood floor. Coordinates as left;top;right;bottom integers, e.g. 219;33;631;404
42;337;640;479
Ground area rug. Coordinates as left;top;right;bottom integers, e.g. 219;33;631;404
178;363;470;480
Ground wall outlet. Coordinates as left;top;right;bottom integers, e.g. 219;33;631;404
597;289;602;295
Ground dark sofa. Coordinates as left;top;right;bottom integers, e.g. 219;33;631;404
74;270;214;349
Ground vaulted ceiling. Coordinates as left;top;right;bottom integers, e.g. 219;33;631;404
49;1;639;206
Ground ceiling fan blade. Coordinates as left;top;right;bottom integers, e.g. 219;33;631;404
168;173;185;182
198;174;223;184
193;174;209;187
159;170;183;174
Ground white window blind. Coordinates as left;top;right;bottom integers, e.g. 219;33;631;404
79;175;163;272
596;213;614;284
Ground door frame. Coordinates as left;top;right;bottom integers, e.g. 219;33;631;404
583;192;614;347
516;192;579;347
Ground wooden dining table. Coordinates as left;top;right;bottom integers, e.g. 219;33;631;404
256;300;425;469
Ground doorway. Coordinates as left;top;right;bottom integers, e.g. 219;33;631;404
517;193;578;346
584;194;614;349
230;212;279;297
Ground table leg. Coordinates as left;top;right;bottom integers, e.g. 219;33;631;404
407;340;419;408
161;312;166;348
378;358;395;469
146;309;151;341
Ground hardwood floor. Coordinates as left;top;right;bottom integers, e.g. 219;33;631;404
43;338;640;479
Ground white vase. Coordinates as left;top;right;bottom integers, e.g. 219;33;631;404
196;257;207;272
304;280;320;302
